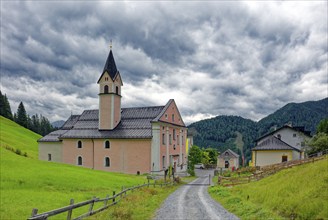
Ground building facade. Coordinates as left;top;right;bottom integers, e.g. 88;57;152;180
38;49;188;175
217;149;239;170
251;125;311;167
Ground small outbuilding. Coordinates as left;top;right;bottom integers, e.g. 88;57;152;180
217;149;239;170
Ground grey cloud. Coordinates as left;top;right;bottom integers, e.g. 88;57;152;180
1;1;327;124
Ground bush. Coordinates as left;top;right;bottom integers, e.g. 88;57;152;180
188;168;195;176
15;148;22;155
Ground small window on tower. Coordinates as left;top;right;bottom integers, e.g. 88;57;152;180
116;86;119;95
105;140;110;149
104;85;109;94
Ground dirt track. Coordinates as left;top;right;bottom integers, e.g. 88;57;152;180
153;169;239;220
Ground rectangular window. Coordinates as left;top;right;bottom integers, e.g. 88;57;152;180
169;134;172;145
48;154;52;161
162;133;165;145
172;114;175;122
182;136;184;145
177;135;179;145
293;133;297;137
173;129;176;140
282;155;288;162
162;156;166;169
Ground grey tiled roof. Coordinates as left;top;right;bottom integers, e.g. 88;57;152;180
61;115;80;129
38;130;68;142
252;136;301;152
219;149;239;158
39;105;166;142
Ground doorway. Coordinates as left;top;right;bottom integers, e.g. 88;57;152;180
225;160;229;168
282;155;288;162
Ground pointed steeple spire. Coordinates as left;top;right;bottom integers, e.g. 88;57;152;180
103;49;118;80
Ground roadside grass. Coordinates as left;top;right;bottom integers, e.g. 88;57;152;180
209;158;328;219
0;117;151;219
89;183;180;220
0;116;40;158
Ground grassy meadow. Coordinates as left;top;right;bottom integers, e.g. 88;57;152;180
209;158;328;219
0;117;154;219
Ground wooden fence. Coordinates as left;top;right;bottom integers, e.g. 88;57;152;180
28;181;175;220
218;152;327;187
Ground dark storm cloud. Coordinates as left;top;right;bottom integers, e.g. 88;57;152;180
1;1;327;123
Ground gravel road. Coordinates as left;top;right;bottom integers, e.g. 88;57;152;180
153;169;239;220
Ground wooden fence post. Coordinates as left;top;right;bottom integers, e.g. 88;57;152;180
113;191;116;203
66;199;74;220
31;208;38;217
88;197;96;216
104;195;109;207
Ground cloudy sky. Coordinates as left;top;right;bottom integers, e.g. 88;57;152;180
1;1;327;125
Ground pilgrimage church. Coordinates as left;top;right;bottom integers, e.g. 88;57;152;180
38;47;188;175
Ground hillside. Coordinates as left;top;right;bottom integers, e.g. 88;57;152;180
0;117;148;219
257;98;328;136
188;116;257;163
209;158;328;219
188;98;328;163
0;116;41;159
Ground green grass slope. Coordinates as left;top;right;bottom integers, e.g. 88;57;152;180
0;116;40;158
209;158;328;219
0;117;149;219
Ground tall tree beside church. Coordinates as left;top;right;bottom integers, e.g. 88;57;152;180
16;102;28;128
0;90;13;120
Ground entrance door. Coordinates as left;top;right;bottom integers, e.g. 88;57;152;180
282;155;288;162
225;160;229;168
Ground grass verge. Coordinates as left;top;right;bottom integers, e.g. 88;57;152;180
209;158;328;219
88;183;180;220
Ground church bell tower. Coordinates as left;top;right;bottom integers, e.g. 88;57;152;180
97;48;123;130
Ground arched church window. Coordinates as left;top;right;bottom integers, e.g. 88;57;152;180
104;85;109;94
77;156;83;165
77;140;82;148
105;157;110;167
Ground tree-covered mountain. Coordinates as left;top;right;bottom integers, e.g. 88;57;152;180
188;97;328;164
257;98;328;136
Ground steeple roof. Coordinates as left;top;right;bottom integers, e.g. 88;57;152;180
97;49;119;83
103;49;118;78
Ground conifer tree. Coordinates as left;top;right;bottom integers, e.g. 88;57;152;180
16;102;28;128
0;90;13;120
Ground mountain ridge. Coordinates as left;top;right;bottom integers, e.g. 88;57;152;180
188;97;328;163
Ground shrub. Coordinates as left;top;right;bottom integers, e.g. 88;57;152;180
15;149;22;156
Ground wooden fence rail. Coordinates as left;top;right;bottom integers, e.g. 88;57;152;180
28;181;174;220
218;152;327;187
